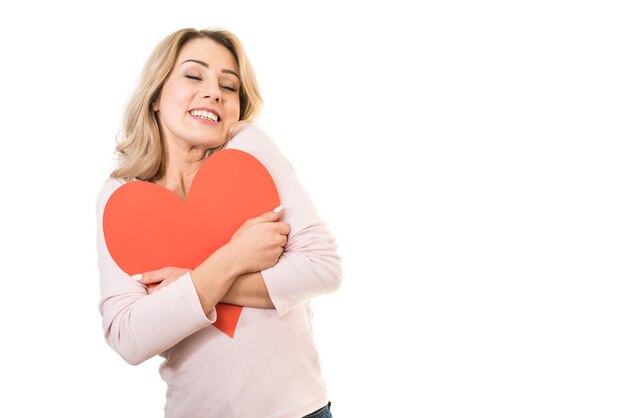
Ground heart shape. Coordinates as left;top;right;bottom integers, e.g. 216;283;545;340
103;149;279;337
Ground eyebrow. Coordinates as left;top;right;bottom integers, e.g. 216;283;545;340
181;59;240;80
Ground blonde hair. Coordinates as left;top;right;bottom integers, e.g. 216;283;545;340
110;28;263;181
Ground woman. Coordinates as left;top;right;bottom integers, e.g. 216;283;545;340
96;28;341;417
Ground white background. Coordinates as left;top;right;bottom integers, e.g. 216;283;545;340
0;1;624;417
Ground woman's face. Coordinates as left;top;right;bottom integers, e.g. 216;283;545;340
154;38;241;150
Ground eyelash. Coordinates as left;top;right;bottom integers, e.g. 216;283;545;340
185;75;237;92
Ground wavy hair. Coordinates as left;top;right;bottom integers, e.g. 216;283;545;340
110;28;263;181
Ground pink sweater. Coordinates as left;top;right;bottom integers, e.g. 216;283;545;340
96;124;342;418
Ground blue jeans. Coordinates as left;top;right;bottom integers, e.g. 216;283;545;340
303;402;332;418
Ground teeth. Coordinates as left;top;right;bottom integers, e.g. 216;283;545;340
190;110;219;122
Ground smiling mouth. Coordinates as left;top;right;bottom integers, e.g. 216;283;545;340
190;109;220;122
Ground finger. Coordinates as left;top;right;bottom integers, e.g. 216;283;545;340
246;205;284;226
276;221;291;236
147;281;164;295
137;267;169;284
147;276;179;295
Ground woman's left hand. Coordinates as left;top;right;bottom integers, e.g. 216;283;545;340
135;267;192;295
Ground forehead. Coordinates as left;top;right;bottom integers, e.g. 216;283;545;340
176;37;239;70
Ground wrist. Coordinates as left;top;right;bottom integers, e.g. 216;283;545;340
189;244;243;315
212;243;245;279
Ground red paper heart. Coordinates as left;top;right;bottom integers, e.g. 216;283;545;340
103;149;279;337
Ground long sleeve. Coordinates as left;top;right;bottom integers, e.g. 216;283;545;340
226;125;343;316
96;179;215;365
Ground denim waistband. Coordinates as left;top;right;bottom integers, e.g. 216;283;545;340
302;401;332;418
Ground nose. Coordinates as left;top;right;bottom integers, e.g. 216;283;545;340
202;78;221;103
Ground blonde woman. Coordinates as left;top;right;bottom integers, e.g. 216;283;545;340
96;28;341;417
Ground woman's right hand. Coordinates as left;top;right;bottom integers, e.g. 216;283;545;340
225;205;291;274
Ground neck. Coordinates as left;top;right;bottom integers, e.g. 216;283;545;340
154;140;208;200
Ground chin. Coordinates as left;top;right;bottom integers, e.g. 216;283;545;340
193;135;227;149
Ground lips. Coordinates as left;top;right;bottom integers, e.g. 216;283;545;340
189;108;221;123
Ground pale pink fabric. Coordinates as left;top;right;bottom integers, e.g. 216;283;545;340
96;124;342;418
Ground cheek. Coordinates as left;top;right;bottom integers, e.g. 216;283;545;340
161;81;190;109
227;101;241;121
168;90;188;108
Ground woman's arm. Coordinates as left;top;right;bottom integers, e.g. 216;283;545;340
97;179;213;366
225;125;343;316
190;208;287;312
141;268;275;309
221;272;275;308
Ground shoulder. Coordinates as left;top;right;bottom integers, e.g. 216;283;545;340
225;123;281;156
224;123;292;171
96;177;129;214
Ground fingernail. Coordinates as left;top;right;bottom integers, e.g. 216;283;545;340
131;274;143;281
273;205;283;213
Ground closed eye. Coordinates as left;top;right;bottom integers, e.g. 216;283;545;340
185;75;202;81
221;85;237;92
